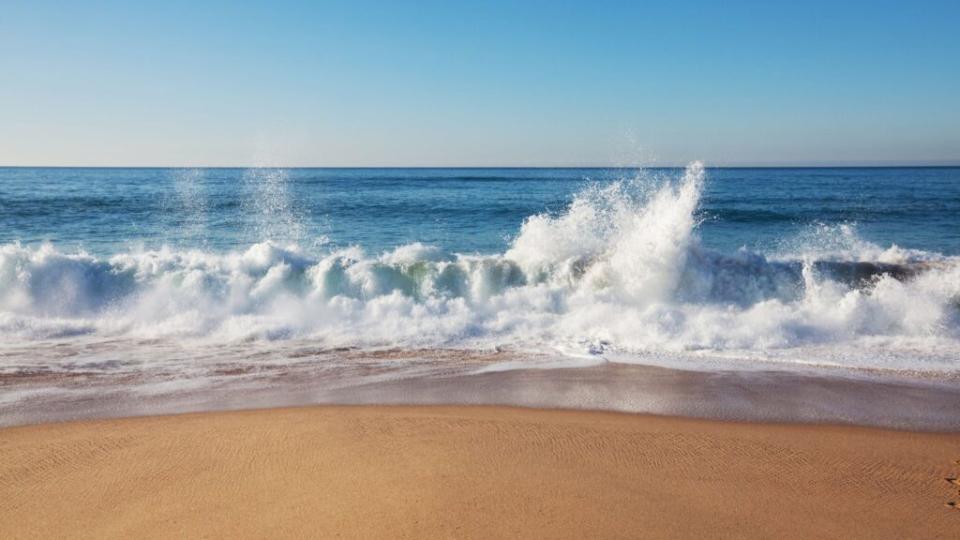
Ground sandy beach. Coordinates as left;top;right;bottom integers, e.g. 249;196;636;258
2;405;958;539
4;0;959;538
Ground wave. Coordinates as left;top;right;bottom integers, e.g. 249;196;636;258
1;162;958;373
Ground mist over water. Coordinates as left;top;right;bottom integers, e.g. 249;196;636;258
1;164;959;381
166;169;209;247
241;167;308;247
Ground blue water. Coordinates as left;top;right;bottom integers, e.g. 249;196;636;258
3;167;959;257
1;164;959;391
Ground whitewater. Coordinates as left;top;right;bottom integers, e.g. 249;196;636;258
2;162;959;386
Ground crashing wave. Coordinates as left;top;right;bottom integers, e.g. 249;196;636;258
1;163;958;373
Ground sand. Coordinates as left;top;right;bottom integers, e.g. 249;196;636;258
1;405;959;539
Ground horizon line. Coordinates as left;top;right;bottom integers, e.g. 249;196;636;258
1;162;959;169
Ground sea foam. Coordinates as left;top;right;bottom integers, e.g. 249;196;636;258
1;163;958;374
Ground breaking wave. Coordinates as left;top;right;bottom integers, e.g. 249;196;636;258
1;162;958;374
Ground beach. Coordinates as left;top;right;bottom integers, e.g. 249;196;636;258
2;405;958;539
2;165;960;538
4;0;959;537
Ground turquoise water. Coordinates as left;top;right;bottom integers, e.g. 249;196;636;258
0;164;958;384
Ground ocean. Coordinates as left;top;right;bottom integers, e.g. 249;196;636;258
2;164;959;425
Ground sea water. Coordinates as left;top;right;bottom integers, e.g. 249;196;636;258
1;164;959;411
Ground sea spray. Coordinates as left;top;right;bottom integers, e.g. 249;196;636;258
241;167;306;247
0;163;958;373
168;168;209;247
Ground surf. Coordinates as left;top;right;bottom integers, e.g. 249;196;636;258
0;163;958;375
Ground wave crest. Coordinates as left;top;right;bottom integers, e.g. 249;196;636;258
1;163;958;372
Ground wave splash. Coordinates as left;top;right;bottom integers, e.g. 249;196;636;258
1;162;958;373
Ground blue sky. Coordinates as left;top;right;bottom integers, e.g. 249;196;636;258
1;0;958;166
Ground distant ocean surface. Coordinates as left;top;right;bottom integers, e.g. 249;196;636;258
4;166;960;257
2;165;959;415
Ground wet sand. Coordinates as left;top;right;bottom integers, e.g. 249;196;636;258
2;405;959;539
5;360;960;430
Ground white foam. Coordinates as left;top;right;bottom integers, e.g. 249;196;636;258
1;162;958;375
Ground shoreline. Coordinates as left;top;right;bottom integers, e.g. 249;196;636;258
5;359;960;431
2;404;959;538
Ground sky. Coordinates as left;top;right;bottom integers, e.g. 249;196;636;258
1;0;958;167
